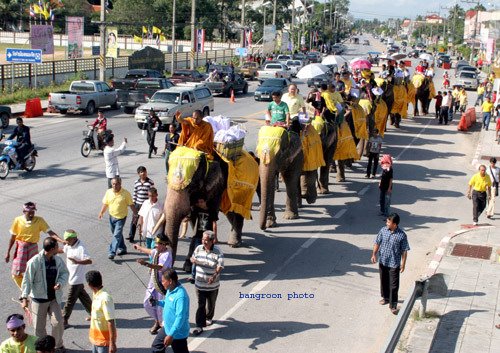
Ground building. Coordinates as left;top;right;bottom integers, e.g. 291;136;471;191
425;14;444;24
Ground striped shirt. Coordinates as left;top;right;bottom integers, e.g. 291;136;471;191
193;245;224;291
132;177;154;205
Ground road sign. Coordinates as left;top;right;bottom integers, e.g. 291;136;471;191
234;47;248;57
92;46;100;56
6;48;42;63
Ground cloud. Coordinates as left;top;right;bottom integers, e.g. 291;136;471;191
349;1;441;20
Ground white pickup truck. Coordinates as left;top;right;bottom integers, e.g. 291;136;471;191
49;80;118;115
257;63;292;81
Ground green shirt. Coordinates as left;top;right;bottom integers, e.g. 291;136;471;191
268;101;289;125
0;335;37;353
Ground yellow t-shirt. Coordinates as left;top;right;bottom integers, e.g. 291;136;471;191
482;101;494;113
321;91;343;112
459;92;467;105
281;93;305;117
89;288;116;347
102;188;133;219
0;335;37;353
477;86;485;95
10;216;50;243
469;173;492;192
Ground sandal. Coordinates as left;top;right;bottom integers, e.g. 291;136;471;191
149;322;161;335
379;299;389;305
193;327;203;336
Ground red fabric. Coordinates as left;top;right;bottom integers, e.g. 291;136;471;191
11;241;38;276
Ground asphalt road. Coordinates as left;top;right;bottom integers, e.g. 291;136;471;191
0;36;484;353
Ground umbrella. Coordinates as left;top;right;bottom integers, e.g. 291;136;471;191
419;53;434;62
296;63;330;79
321;55;347;66
367;51;382;55
350;56;367;64
350;59;372;70
391;53;407;60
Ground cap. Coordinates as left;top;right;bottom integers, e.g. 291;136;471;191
23;202;37;213
155;234;170;245
63;230;77;240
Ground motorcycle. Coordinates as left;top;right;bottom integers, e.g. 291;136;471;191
81;123;112;157
0;138;37;179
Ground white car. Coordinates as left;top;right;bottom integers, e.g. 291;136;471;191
276;54;292;66
285;60;304;77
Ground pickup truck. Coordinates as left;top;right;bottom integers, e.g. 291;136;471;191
170;69;206;84
205;74;248;97
257;63;292;81
49;80;118;115
110;69;164;90
117;78;175;114
134;84;214;129
239;62;259;80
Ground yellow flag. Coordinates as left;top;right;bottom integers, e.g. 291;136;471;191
42;3;51;20
133;35;142;43
33;4;42;14
159;34;166;41
142;26;148;34
152;26;161;34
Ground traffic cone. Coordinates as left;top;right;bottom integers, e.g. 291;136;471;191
457;113;468;131
230;89;235;103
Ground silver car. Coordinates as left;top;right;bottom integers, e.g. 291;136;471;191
457;71;479;90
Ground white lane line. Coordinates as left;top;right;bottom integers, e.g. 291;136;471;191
333;209;347;219
358;185;370;196
395;119;432;161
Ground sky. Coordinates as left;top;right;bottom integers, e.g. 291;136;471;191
349;0;443;20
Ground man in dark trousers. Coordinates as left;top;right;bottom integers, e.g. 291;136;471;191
163;124;179;174
371;213;410;315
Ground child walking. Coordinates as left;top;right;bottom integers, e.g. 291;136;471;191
379;155;394;217
366;128;383;179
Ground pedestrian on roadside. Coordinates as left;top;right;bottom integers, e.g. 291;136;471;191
481;96;494;131
447;90;454;122
98;177;137;260
34;335;56;353
133;234;172;335
6;202;64;289
60;230;92;329
128;166;155;244
163;124;179;175
440;91;450;125
86;270;117;353
486;158;499;219
151;269;190;353
0;314;37;353
467;164;492;226
191;230;224;336
475;83;485;106
365;128;383;179
433;91;442;119
137;187;164;249
371;213;410;315
20;237;68;353
379;154;393;217
458;87;468;113
146;108;162;158
103;134;127;189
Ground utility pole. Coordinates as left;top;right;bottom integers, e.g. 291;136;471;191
190;0;196;70
99;0;106;81
291;5;295;52
171;0;176;75
240;0;245;64
462;0;481;62
272;0;276;27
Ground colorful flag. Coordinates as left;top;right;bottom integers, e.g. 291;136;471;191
133;35;142;43
152;26;161;34
196;29;205;53
29;6;36;17
49;8;54;21
42;2;51;20
33;4;42;14
142;26;148;34
160;34;166;41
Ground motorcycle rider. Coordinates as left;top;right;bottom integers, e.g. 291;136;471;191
91;109;108;149
8;117;31;168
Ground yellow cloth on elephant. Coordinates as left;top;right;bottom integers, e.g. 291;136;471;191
406;82;416;105
334;122;359;161
220;150;259;220
375;77;385;88
428;81;436;100
411;74;425;89
256;126;286;165
311;115;325;135
351;103;369;140
167;146;204;191
391;85;408;116
374;99;388;137
301;124;325;171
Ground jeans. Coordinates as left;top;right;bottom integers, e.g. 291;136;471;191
379;263;401;309
63;284;92;321
128;202;141;241
475;94;484;106
92;346;109;353
109;216;127;256
366;153;379;177
151;327;189;353
195;289;219;327
448;104;454;121
379;189;392;216
439;106;449;124
483;112;491;130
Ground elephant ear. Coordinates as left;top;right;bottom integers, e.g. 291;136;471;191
167;147;204;191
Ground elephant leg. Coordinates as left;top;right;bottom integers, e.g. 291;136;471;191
282;168;300;220
259;164;278;230
301;170;318;204
336;160;346;182
318;164;330;194
227;212;244;247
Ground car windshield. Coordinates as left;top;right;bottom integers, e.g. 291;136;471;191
287;61;300;66
266;64;283;69
261;79;284;87
150;92;180;103
137;81;161;89
461;67;475;72
71;83;95;92
460;72;476;78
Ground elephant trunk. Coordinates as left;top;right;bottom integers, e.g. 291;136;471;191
164;189;191;263
259;162;277;230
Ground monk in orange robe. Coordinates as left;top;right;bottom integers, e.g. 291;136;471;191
175;110;214;158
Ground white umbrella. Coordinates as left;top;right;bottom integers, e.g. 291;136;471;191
296;63;330;79
419;53;434;62
321;55;347;66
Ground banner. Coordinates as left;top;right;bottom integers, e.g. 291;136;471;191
263;25;276;54
196;29;205;53
486;38;495;64
106;27;118;58
30;25;54;54
244;29;252;48
66;16;84;59
281;31;289;52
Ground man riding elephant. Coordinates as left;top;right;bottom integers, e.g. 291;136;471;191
175;110;214;158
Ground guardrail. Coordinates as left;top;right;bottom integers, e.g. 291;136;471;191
379;278;430;353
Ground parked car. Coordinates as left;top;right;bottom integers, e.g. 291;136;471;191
276;54;292;65
134;85;214;129
293;52;308;64
257;63;292;80
456;71;479;90
0;106;11;129
118;78;175;114
285;60;304;77
437;55;451;68
110;69;164;90
330;45;344;54
254;78;291;101
49;80;118;115
239;62;259;80
307;74;331;88
455;64;476;77
205;74;248;97
170;69;206;84
306;52;321;63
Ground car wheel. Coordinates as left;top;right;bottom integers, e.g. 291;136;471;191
84;101;95;115
123;107;134;114
0;112;9;129
243;84;248;94
203;107;210;117
59;109;68;115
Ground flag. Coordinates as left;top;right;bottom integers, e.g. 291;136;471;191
152;26;161;34
160;34;166;41
133;35;142;43
29;6;36;17
42;3;51;20
33;4;42;14
49;8;54;21
142;26;148;34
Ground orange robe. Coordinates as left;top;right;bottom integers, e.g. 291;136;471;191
178;117;214;158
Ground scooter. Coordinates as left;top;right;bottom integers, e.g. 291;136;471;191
81;123;112;157
0;137;37;179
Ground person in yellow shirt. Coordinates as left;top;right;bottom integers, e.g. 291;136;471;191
458;87;468;113
320;83;343;122
481;96;494;130
467;165;492;225
98;177;137;260
0;314;37;353
281;84;306;118
451;86;460;115
6;202;64;288
475;83;485;106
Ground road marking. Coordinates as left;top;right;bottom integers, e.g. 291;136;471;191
395;119;432;161
333;209;347;219
358;185;370;196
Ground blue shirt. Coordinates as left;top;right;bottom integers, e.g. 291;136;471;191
159;284;190;339
375;226;410;268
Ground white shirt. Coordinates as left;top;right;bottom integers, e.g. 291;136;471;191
103;141;126;178
63;239;91;285
487;166;500;186
441;95;450;107
138;199;164;238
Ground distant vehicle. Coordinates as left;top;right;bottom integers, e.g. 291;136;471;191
353;37;360;44
456;71;478;90
293;52;308;64
306;52;322;63
415;43;426;50
307;74;332;88
437;55;451;68
49;80;118;115
407;49;420;58
205;74;248;97
330;45;344;54
254;78;291;101
455;61;473;76
118;78;175;114
257;63;292;80
387;46;399;54
276;54;292;65
110;69;164;90
401;41;408;47
285;60;304;77
386;37;394;46
0;106;11;129
170;69;206;84
239;62;259;80
456;66;478;78
363;39;370;46
134;85;214;129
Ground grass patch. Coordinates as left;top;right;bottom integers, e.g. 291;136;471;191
411;309;441;321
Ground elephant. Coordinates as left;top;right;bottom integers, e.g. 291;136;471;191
316;120;338;194
257;128;304;230
414;77;430;116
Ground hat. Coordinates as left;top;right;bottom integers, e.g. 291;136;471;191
6;315;24;330
63;230;77;240
380;154;393;166
23;202;37;213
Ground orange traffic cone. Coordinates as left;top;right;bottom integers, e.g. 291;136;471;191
230;89;235;103
457;113;468;131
